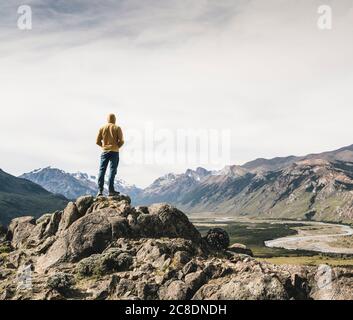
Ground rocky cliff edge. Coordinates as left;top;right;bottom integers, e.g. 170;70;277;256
0;195;352;300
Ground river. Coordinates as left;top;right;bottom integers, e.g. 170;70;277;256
264;221;353;254
190;213;353;255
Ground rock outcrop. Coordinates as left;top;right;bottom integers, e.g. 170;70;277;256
0;195;352;300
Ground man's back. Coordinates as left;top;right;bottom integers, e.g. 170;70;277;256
96;113;124;196
96;114;124;152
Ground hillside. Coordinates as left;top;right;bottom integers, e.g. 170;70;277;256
178;160;353;223
242;144;353;172
0;169;68;226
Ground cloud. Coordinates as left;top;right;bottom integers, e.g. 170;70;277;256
1;0;353;187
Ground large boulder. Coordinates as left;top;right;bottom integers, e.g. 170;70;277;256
138;204;201;241
42;211;62;238
203;228;230;251
26;214;53;248
37;211;130;269
160;280;189;300
75;196;94;216
227;243;253;257
37;197;201;270
57;202;82;233
86;195;132;214
76;248;133;277
135;238;197;268
193;272;288;300
7;216;36;249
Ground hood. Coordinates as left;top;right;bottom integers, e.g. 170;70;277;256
107;113;116;124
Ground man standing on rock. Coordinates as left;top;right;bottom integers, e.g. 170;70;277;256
96;113;124;197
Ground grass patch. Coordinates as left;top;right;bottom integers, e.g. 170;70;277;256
0;243;12;254
259;255;353;267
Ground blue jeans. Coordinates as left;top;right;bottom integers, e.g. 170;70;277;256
98;151;119;192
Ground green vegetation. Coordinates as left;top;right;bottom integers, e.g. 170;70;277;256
193;219;353;267
0;192;67;225
259;256;353;267
195;220;315;258
0;169;68;225
0;243;12;254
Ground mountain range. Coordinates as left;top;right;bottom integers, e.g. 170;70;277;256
4;144;353;225
20;167;141;200
135;144;353;223
178;159;353;222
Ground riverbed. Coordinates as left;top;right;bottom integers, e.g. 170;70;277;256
190;214;353;256
264;221;353;254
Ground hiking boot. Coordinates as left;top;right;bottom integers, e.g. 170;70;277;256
97;191;104;197
108;190;120;197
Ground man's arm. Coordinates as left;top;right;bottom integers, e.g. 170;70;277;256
117;126;124;148
96;128;103;147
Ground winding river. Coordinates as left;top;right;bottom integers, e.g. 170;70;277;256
265;221;353;254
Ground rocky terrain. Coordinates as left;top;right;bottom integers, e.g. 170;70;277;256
1;195;352;300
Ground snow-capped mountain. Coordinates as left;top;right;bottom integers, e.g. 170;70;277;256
20;167;141;200
134;167;212;205
214;165;249;177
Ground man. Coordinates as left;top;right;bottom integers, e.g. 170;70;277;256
96;113;124;196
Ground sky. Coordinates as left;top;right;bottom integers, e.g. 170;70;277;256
1;0;353;187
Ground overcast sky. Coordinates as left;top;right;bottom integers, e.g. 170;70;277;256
1;0;353;187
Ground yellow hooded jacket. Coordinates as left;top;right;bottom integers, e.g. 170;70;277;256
96;114;124;152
